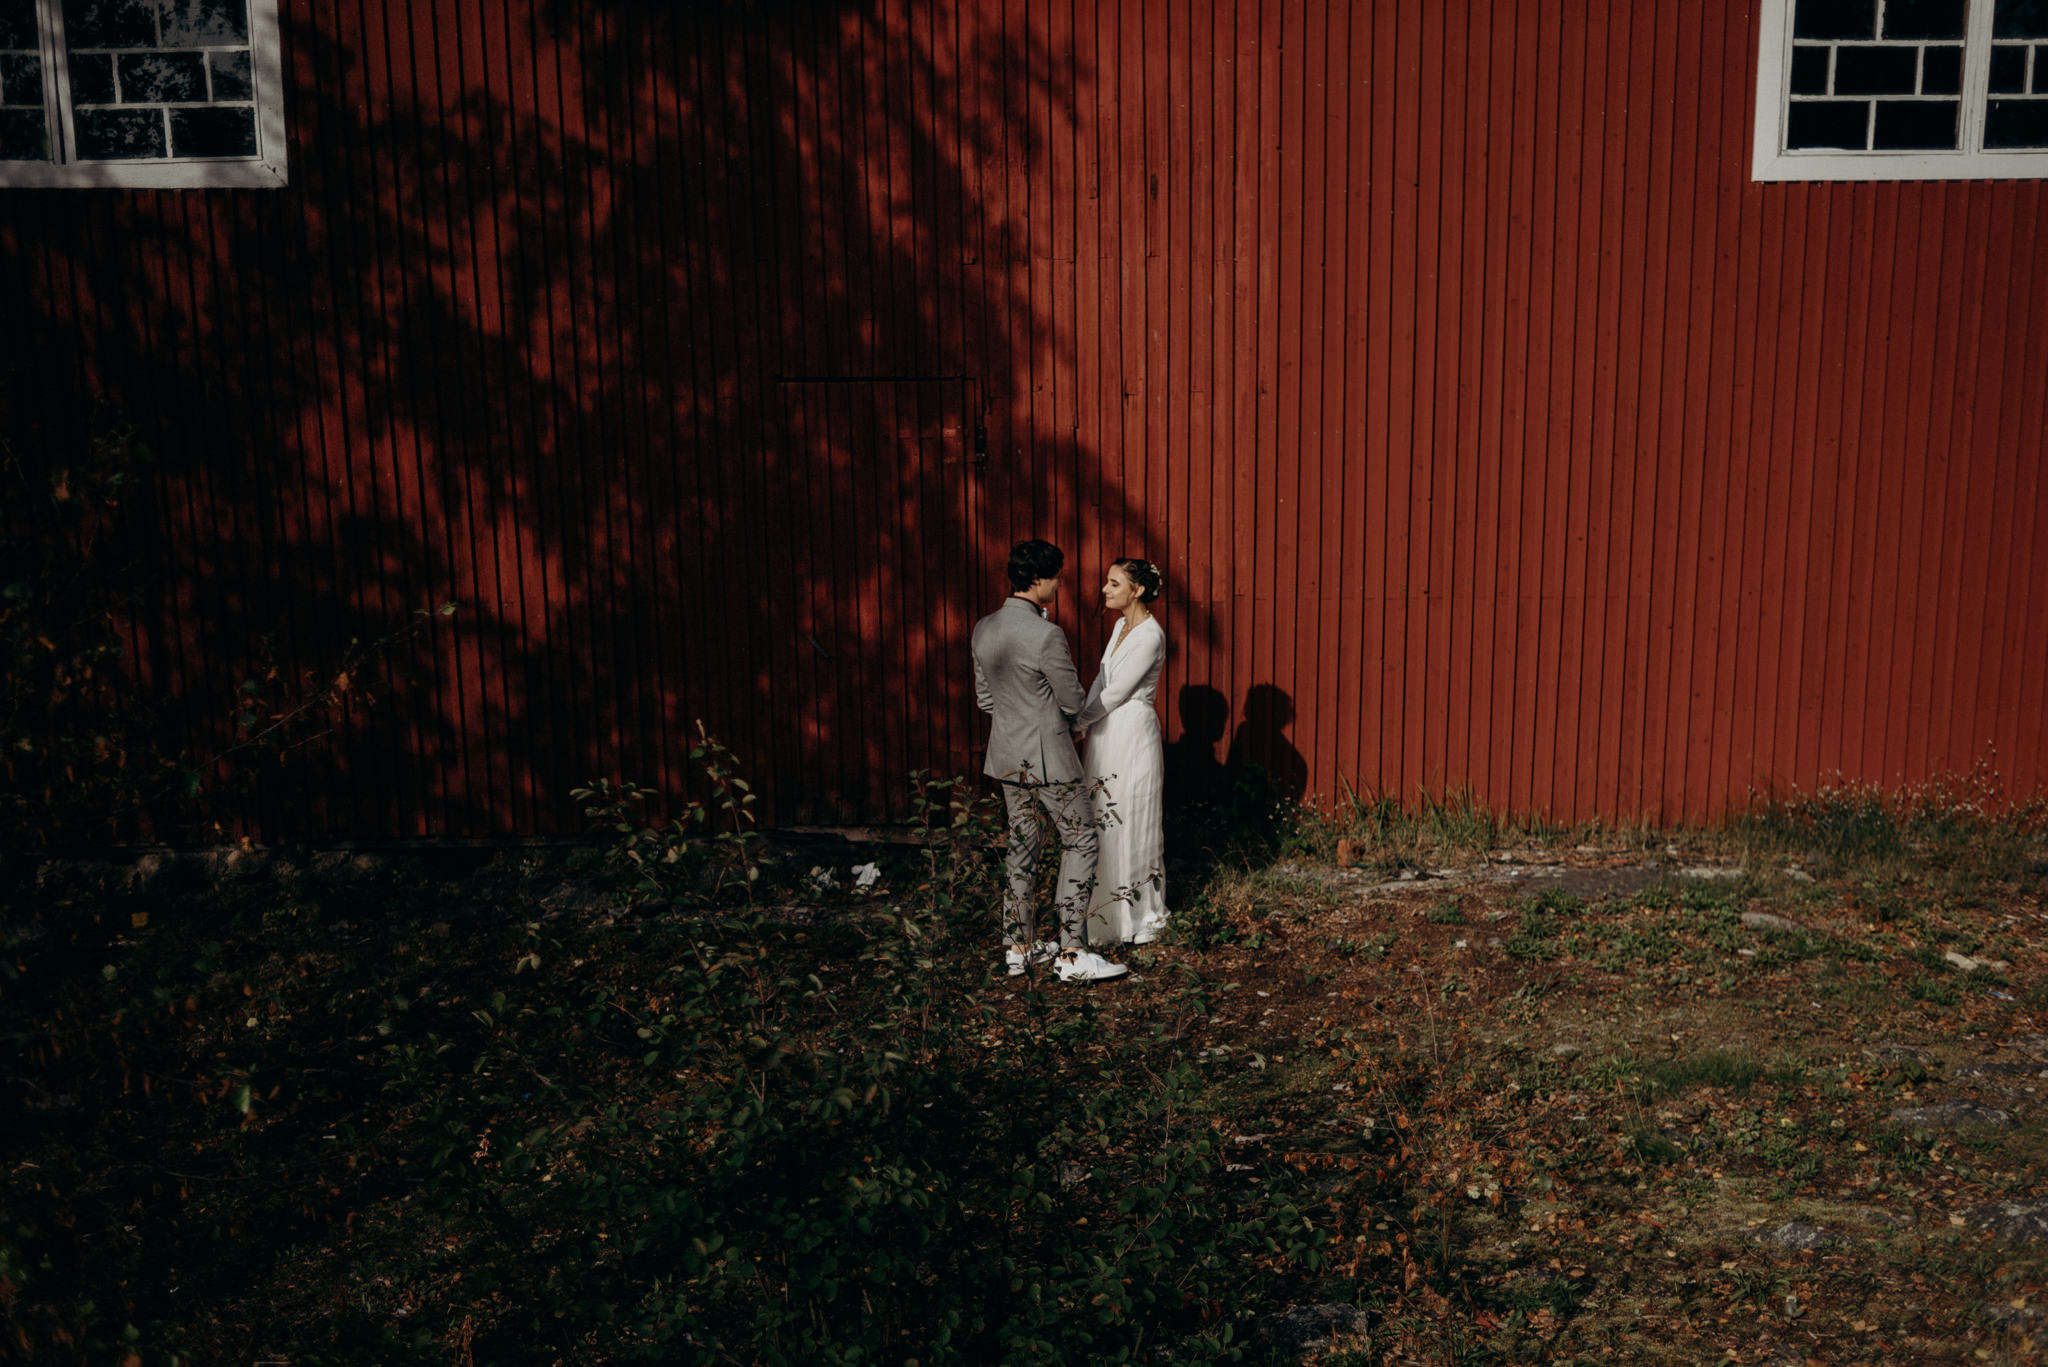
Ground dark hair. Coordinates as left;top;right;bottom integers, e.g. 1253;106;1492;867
1007;539;1065;592
1112;556;1164;603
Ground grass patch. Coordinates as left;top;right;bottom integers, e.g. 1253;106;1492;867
7;759;2046;1364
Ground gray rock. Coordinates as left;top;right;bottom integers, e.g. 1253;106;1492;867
1888;1102;2013;1130
1550;1044;1581;1058
1962;1199;2048;1244
1741;910;1807;934
1754;1219;1846;1250
2008;1035;2048;1058
1248;1303;1372;1358
1950;1061;2047;1083
1944;950;2010;973
1865;1044;1938;1068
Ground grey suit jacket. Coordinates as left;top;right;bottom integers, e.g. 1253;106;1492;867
971;596;1105;783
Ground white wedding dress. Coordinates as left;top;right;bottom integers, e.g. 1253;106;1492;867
1080;616;1169;945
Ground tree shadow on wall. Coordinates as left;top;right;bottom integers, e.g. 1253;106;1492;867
0;0;1166;837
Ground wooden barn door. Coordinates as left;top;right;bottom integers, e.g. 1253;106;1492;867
772;376;986;825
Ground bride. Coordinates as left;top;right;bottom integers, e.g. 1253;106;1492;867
1079;557;1170;945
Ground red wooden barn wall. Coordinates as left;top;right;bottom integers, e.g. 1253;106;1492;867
2;0;2043;838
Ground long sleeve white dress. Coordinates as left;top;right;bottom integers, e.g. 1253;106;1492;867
1079;616;1169;945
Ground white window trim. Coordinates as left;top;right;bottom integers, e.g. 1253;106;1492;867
1754;0;2048;181
2;0;287;189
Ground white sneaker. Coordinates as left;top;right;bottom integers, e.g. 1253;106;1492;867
1005;940;1058;976
1054;948;1130;983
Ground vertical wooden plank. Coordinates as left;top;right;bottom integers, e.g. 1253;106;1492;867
1406;0;1445;804
1699;0;1756;819
1862;186;1922;788
1931;184;1996;775
1984;186;2042;796
1999;188;2047;795
1583;0;1636;819
1071;0;1105;666
1140;0;1170;627
1662;0;1720;823
1381;0;1421;802
1736;182;1789;805
1560;0;1613;821
1471;0;1518;813
1353;0;1396;800
1789;165;1851;803
1948;184;2014;776
1892;189;1952;786
1181;0;1217;758
1312;0;1352;807
1753;60;1810;808
1500;0;1541;816
1226;0;1259;783
1523;0;1566;821
1636;0;1691;825
1268;0;1306;791
1829;185;1893;796
1441;0;1487;812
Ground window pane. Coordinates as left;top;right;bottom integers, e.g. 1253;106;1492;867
77;106;166;157
118;50;204;102
63;0;158;48
1993;0;2048;39
1922;44;1963;92
1871;98;1959;146
1991;44;2029;89
1788;99;1872;146
69;52;115;103
158;0;247;45
168;104;251;155
0;106;47;159
1790;45;1832;92
1882;0;1968;39
0;51;39;105
1985;97;2048;143
208;48;249;99
1796;0;1876;38
0;0;37;50
1836;45;1919;92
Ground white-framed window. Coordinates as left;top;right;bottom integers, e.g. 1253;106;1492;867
0;0;286;188
1755;0;2048;180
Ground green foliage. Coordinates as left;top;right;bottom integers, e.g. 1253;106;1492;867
1735;758;2046;881
3;741;1329;1364
1502;893;1582;962
0;417;181;845
0;415;457;848
571;724;765;909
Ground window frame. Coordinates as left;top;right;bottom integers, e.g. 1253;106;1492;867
2;0;287;189
1753;0;2048;181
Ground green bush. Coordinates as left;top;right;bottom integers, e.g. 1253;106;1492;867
0;739;1329;1365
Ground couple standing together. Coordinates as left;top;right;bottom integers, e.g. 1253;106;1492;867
971;538;1170;983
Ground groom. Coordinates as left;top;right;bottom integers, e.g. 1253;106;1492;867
971;539;1128;983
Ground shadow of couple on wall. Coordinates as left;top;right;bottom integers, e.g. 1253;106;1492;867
1163;682;1306;881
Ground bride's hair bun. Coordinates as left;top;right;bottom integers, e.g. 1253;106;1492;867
1114;556;1164;604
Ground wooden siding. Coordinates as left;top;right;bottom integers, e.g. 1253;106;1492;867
2;0;2044;838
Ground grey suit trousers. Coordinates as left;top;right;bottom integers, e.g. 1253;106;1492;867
1000;777;1099;950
